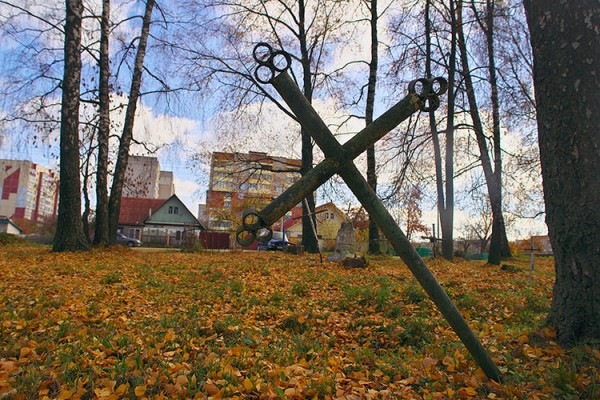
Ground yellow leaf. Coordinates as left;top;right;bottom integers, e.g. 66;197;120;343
442;355;454;366
243;377;253;392
518;335;529;345
115;384;129;395
176;375;188;386
474;368;488;381
94;388;112;397
57;389;73;399
204;383;219;396
229;345;242;356
19;347;33;359
134;385;146;397
460;386;477;396
421;357;438;369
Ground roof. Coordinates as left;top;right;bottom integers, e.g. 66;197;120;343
0;216;23;233
274;203;345;231
145;194;205;230
315;201;345;215
118;197;165;226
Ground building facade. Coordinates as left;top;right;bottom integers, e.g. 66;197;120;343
123;156;174;199
0;159;58;222
204;151;302;232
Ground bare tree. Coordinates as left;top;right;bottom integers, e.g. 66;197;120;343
425;0;458;261
173;0;349;253
53;0;89;251
93;0;111;246
107;0;156;244
456;0;510;265
463;192;493;254
363;0;382;255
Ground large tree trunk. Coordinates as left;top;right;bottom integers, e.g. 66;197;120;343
456;0;508;265
94;0;111;246
53;0;89;252
298;0;319;253
523;0;600;345
366;0;381;255
108;0;155;244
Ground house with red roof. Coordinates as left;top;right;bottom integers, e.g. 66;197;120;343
274;202;346;251
119;195;204;247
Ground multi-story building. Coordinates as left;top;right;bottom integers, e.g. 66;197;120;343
0;159;58;222
158;171;175;199
123;156;174;199
204;151;302;231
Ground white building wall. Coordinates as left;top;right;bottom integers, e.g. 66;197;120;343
123;156;161;198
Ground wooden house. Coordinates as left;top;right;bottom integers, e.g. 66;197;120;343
118;195;204;247
275;202;346;251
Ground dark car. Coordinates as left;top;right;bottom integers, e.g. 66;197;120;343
257;231;290;251
117;233;142;247
265;239;292;251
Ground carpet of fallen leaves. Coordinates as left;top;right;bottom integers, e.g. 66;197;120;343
1;242;598;400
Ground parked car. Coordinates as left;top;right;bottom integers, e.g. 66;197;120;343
257;231;290;251
117;233;142;247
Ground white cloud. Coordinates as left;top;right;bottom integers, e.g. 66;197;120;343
173;176;202;216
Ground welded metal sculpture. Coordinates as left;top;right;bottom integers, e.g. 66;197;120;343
237;42;501;381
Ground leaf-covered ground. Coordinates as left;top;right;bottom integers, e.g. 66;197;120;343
0;243;598;399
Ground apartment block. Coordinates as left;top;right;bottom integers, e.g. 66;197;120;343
204;151;302;231
124;156;174;199
0;159;58;222
159;171;175;199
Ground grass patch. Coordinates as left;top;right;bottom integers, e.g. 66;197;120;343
1;244;594;399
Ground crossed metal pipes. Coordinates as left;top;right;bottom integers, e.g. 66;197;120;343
237;43;501;381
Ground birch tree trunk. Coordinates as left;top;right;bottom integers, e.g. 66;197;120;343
94;0;111;246
108;0;155;244
426;0;456;261
366;0;381;255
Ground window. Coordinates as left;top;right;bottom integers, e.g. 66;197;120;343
330;213;334;220
174;207;179;215
168;206;173;214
